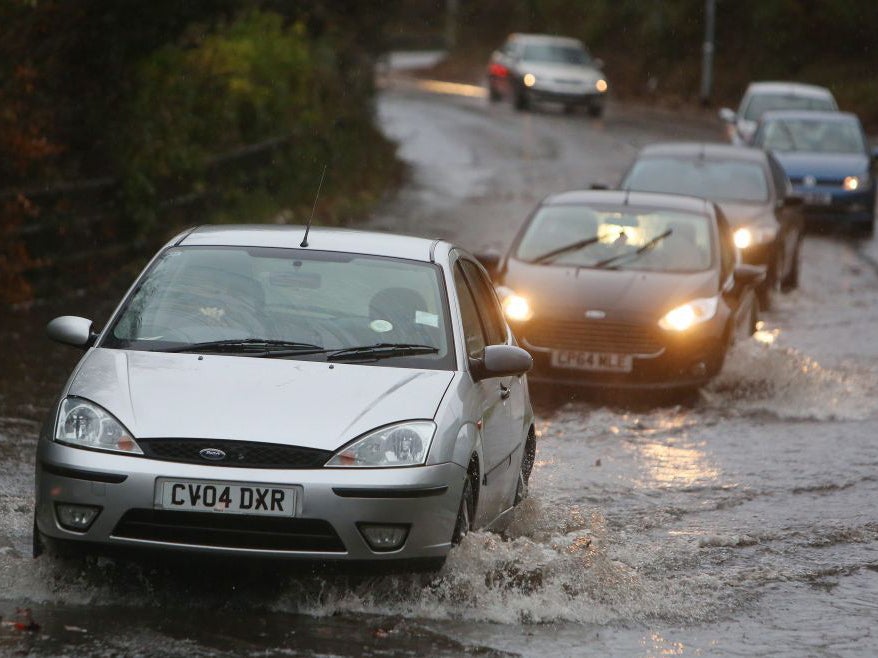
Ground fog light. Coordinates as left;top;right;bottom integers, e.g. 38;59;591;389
357;523;409;552
55;503;101;532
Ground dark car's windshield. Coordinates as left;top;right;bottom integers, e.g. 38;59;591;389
623;158;770;203
757;118;866;154
516;205;714;272
104;246;455;369
521;44;591;66
742;93;836;121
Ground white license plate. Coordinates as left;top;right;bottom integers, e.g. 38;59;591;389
551;350;633;372
802;192;831;205
155;479;298;517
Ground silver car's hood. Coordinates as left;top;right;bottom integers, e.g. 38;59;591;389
68;348;454;450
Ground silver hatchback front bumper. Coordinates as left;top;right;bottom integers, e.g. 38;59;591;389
35;439;466;561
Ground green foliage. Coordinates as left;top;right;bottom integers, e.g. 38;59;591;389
115;9;398;232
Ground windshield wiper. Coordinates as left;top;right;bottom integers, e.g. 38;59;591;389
327;343;439;362
165;339;325;354
530;236;601;264
592;229;673;270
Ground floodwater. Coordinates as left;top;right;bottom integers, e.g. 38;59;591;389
1;72;877;656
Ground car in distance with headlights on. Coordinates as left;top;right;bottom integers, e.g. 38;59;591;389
620;142;804;308
483;190;763;391
487;33;608;116
34;226;534;569
752;110;877;238
719;81;837;145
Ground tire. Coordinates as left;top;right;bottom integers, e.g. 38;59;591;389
514;429;537;506
514;88;530;112
780;235;802;292
451;461;477;545
587;104;604;118
488;82;501;103
852;220;875;239
32;514;44;558
756;282;772;312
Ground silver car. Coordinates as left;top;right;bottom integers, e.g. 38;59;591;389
34;226;534;569
487;33;608;116
719;81;837;146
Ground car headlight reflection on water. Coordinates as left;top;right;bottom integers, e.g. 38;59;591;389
658;296;719;332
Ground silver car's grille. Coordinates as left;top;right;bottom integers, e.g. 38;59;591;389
522;319;663;354
113;509;346;552
138;439;332;469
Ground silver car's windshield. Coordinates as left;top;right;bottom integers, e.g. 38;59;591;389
517;206;714;272
104;246;455;369
521;44;591;66
758;118;865;154
623;158;770;203
742;93;835;121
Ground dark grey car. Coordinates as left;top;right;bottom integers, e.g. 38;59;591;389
620;142;805;308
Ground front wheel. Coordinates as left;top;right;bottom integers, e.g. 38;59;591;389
451;463;477;545
514;88;530;111
780;234;802;292
514;430;536;506
587;104;604;118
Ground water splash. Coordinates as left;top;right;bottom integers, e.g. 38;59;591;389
703;338;877;421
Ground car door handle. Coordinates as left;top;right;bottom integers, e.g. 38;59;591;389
499;383;511;400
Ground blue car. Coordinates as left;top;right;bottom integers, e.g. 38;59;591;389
753;110;877;237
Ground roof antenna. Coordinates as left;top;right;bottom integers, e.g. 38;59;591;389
300;164;327;248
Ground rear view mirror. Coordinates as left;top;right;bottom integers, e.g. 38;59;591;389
718;107;736;123
47;316;95;348
471;344;533;381
733;264;767;287
589;182;609;190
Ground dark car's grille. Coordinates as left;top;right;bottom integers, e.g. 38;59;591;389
138;439;332;469
112;509;346;552
522;319;664;354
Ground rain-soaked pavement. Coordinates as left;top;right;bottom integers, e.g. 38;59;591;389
2;72;878;656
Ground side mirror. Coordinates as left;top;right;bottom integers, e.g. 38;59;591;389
47;316;95;348
871;146;878;161
733;263;767;288
474;251;502;279
718;107;736;123
470;345;532;381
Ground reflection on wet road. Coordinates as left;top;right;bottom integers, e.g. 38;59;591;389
2;80;878;656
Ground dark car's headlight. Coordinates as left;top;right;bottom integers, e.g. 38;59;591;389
325;421;435;468
496;286;534;322
734;225;778;249
658;296;719;332
55;397;142;454
843;175;869;191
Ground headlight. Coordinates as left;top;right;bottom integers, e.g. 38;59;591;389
495;286;533;322
523;73;536;87
658;296;719;332
733;225;777;250
325;421;436;467
55;397;142;454
595;79;608;93
843;176;860;191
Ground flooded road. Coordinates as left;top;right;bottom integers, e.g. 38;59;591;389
2;80;877;656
